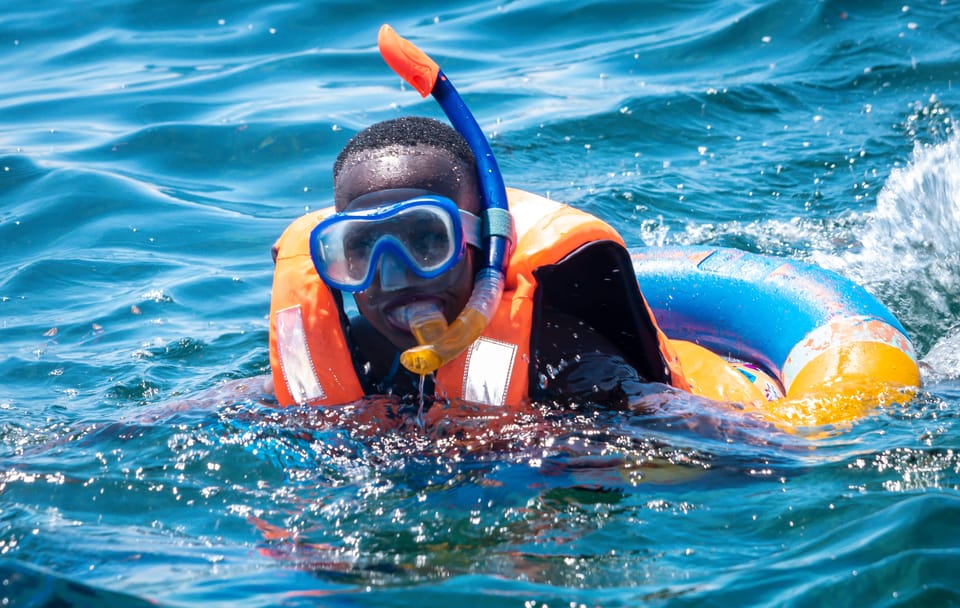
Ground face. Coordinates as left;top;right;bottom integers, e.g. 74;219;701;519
334;147;481;350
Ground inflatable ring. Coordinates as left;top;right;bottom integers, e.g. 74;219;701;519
631;246;921;427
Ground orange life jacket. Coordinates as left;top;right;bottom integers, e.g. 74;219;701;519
268;188;690;407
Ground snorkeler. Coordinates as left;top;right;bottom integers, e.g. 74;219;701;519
267;115;692;409
265;25;821;413
264;25;701;410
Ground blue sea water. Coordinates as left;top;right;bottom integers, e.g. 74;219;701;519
3;0;960;606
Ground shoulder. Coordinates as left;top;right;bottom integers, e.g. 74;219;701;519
505;189;626;285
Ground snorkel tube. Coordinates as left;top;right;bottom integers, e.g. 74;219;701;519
378;24;513;375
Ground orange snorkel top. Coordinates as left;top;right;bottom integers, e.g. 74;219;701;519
378;24;439;97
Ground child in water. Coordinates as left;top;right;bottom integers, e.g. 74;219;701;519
265;116;692;410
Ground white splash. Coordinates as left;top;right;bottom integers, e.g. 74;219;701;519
814;135;960;378
819;135;960;289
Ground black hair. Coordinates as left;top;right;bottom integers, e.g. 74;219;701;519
333;116;476;180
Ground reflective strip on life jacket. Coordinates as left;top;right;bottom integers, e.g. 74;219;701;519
461;337;518;405
274;305;326;403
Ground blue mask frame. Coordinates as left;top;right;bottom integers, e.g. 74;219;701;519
309;194;482;292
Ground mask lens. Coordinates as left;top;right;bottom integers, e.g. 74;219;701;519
392;206;456;270
342;223;385;278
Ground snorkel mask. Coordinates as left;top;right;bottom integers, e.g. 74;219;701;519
310;194;483;293
377;24;514;375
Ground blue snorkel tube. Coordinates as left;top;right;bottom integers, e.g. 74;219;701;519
378;24;514;375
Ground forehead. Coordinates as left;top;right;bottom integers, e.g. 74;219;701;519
343;188;437;212
334;145;479;213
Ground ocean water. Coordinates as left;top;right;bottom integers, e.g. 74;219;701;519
2;0;960;606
